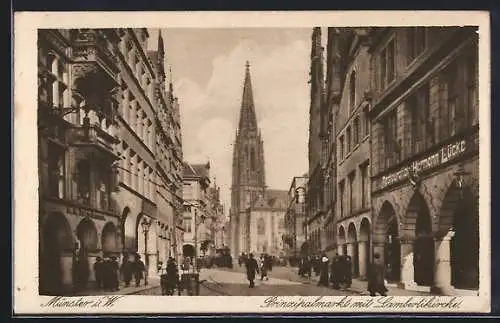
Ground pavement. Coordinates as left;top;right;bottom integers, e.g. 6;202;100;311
73;276;161;296
81;266;430;296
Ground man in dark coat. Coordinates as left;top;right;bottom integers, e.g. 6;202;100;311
330;253;340;289
120;254;133;287
133;254;146;287
110;256;120;291
245;253;259;288
318;254;330;287
345;255;353;288
367;253;388;296
93;257;104;290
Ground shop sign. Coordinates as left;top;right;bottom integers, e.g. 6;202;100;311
380;139;467;189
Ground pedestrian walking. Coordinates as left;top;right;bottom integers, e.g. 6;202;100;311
318;254;329;287
367;252;388;296
93;257;104;290
259;254;268;281
344;255;352;288
133;254;146;287
245;253;259;288
330;253;341;289
165;257;179;295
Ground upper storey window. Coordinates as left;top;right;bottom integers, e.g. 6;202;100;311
407;27;427;64
349;71;356;114
379;38;396;90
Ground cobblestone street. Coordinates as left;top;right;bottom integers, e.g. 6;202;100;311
133;267;429;296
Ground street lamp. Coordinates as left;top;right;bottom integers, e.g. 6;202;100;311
141;217;151;286
193;208;206;272
295;186;307;258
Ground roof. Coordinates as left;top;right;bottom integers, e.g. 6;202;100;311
183;161;211;181
191;162;210;179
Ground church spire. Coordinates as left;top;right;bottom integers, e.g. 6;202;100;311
158;30;165;59
157;30;166;81
238;60;257;131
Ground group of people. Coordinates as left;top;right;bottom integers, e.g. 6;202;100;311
298;252;388;296
93;253;147;292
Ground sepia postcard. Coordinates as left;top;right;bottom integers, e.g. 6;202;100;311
13;11;491;315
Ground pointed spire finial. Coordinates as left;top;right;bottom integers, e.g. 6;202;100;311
245;60;250;70
158;29;165;57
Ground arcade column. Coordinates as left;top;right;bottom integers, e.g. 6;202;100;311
399;237;417;289
431;231;454;295
358;240;368;279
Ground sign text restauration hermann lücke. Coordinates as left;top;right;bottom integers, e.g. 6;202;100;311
380;140;467;189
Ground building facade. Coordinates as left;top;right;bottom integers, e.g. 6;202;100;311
306;26;479;295
147;31;185;267
283;175;309;259
37;28;184;295
182;162;211;259
38;29;123;295
208;181;226;251
244;190;288;258
306;27;337;258
330;28;372;279
369;27;479;295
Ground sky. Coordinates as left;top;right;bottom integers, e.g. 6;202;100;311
147;28;327;218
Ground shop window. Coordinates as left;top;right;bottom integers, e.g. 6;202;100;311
97;170;110;210
76;160;91;205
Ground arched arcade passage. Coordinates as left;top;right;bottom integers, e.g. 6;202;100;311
347;223;359;277
40;212;73;295
436;184;479;291
359;218;371;279
373;201;401;283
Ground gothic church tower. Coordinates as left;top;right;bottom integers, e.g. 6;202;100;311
230;61;266;259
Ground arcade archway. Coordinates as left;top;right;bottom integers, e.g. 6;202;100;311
407;191;434;286
40;212;73;295
374;201;400;283
347;223;359;277
183;244;195;258
75;217;98;289
439;184;479;290
359;218;371;278
102;222;119;256
338;226;347;256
